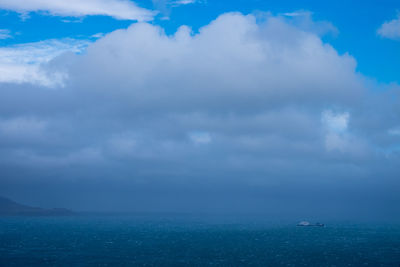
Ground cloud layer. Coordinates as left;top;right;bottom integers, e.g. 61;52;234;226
0;12;399;215
0;0;155;21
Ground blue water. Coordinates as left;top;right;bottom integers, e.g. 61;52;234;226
0;215;399;266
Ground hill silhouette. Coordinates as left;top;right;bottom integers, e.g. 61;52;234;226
0;196;74;216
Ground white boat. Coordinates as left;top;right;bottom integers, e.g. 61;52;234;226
297;221;325;227
297;221;311;226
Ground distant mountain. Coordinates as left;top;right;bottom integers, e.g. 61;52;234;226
0;196;74;216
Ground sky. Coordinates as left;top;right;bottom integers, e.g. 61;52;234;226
0;0;399;219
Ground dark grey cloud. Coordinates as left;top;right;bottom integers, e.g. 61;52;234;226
0;12;399;219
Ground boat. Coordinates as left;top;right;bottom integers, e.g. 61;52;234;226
297;221;325;227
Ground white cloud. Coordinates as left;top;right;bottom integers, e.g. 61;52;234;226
281;10;338;37
388;127;400;136
281;11;310;17
172;0;196;6
0;12;391;178
0;0;155;21
189;132;212;145
152;0;200;20
91;33;105;39
24;13;364;162
0;38;90;86
322;110;349;134
72;13;359;107
377;14;400;40
61;17;84;23
0;29;12;39
320;110;368;155
322;110;350;152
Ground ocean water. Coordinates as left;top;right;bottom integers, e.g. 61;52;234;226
0;215;399;266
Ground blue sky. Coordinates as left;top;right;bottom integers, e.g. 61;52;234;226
0;0;400;217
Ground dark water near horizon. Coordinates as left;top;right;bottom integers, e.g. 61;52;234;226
0;215;399;266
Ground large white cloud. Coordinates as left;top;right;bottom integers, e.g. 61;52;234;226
0;0;155;21
68;13;361;109
1;13;377;168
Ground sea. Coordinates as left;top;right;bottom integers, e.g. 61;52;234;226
0;215;399;266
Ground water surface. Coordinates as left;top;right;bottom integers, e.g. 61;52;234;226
0;215;399;266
